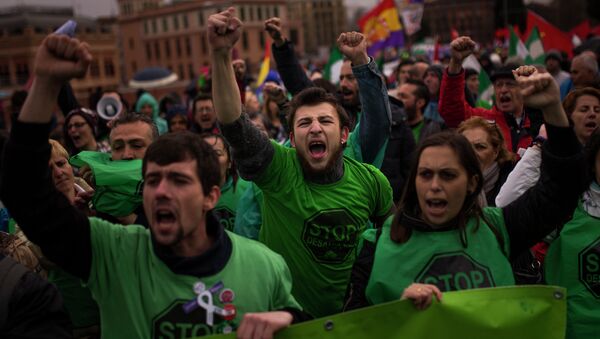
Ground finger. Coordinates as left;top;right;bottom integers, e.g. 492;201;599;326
54;35;70;57
237;316;250;339
251;320;266;339
46;35;59;53
431;286;443;301
63;39;79;60
229;17;242;31
520;84;536;97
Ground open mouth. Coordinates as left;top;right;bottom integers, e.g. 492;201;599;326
499;95;512;104
155;209;176;224
308;141;327;159
426;199;448;213
585;121;597;130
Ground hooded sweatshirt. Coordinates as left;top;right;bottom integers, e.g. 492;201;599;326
135;93;168;135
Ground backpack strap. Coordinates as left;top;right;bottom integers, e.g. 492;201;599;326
0;255;30;329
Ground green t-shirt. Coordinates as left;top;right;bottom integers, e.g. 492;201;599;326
545;202;600;339
255;141;393;317
365;208;514;305
85;217;300;339
410;120;424;143
213;177;251;231
48;268;100;328
233;183;264;240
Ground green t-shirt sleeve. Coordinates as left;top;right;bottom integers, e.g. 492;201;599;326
270;253;302;311
482;207;511;257
254;141;295;192
367;165;394;218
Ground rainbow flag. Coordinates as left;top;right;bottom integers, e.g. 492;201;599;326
358;0;404;56
255;38;271;86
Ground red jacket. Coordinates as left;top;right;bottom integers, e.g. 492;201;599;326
439;69;534;153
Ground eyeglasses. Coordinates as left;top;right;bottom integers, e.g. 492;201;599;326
493;80;518;89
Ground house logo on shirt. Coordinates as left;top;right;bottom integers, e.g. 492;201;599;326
151;300;232;338
415;251;495;291
578;236;600;298
301;208;361;264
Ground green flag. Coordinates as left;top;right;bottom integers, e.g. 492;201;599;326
462;54;494;109
203;286;567;339
70;151;143;217
508;26;530;62
525;27;545;65
323;46;344;85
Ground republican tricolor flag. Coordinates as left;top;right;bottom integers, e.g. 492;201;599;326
255;38;271;86
358;0;404;56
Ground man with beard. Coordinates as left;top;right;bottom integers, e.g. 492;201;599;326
191;94;219;134
209;8;393;318
1;32;304;338
439;36;543;153
396;79;445;144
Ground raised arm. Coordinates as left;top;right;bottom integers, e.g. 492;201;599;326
439;36;486;128
502;66;586;258
0;34;93;280
338;32;391;165
209;8;274;181
265;17;313;96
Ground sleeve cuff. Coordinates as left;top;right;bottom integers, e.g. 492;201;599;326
10;120;53;148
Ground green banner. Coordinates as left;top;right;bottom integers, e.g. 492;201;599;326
204;286;566;339
70;151;143;217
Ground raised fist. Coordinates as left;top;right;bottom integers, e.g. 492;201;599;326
513;65;560;109
207;7;242;52
449;36;476;63
337;32;369;66
264;17;285;46
34;34;92;83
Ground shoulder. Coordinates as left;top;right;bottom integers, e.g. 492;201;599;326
228;231;287;267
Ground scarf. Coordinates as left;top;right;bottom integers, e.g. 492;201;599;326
483;162;500;195
582;181;600;218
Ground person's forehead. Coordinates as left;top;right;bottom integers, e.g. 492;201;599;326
399;83;416;94
418;146;462;168
145;159;198;177
111;121;152;140
340;61;353;74
295;102;337;120
196;99;213;107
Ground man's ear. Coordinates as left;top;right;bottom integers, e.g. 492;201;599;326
289;131;296;147
417;98;427;111
203;185;221;211
341;126;349;144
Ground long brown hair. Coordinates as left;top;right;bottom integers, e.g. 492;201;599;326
390;131;504;249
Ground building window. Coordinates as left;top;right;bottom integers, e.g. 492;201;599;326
257;6;262;20
15;62;29;85
242;31;248;51
274;6;279;17
249;6;254;21
185;37;192;56
90;60;100;78
198;11;204;26
144;21;148;34
131;61;137;73
183;14;188;29
259;32;265;49
173;15;179;30
129;38;135;49
165;40;171;57
188;63;195;79
0;64;10;86
104;58;115;77
146;42;152;59
266;6;271;19
154;41;161;59
240;6;245;21
152;19;157;34
290;29;299;44
200;35;207;54
162;17;168;32
178;64;185;79
176;38;182;57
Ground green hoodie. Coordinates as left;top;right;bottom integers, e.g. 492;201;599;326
135;92;168;135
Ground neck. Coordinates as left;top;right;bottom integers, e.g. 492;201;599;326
408;114;423;126
84;139;98;151
303;154;344;184
172;222;214;257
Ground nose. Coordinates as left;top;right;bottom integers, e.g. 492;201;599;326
308;120;323;134
430;175;442;191
121;146;135;160
153;178;171;198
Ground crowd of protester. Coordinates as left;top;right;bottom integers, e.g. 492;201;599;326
0;7;599;339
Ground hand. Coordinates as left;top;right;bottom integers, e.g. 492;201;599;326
401;283;443;311
513;65;560;110
207;7;242;52
264;18;285;47
263;83;287;105
337;32;369;66
236;311;293;339
34;34;92;84
73;190;94;214
448;36;475;74
79;166;96;188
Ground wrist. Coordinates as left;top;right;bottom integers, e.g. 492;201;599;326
447;59;463;75
274;38;286;47
351;54;369;67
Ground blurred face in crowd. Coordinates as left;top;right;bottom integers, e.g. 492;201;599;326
571;94;600;144
143;158;218;249
461;127;498;171
339;60;360;107
493;78;523;114
169;115;188;133
290;102;349;175
571;57;597;88
202;135;230;186
140;104;154;118
67;115;95;151
397;64;413;85
194;99;217;130
397;83;425;124
245;91;260;112
412;62;429;80
423;71;440;98
232;59;246;80
545;58;560;74
416;145;475;226
466;74;480;97
110;121;154;160
49;150;75;203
